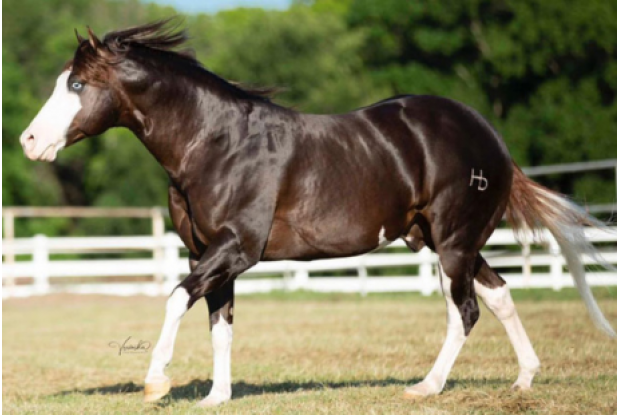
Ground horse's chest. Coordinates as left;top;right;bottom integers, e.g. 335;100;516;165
182;191;228;249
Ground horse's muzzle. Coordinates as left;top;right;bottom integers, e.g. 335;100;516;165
19;130;65;162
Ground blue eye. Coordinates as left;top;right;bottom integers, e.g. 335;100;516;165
71;81;84;92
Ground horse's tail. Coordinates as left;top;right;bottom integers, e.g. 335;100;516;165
505;161;616;338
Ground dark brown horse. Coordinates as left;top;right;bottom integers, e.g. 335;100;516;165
20;20;614;407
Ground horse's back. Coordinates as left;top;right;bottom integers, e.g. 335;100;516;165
355;94;510;164
349;94;513;201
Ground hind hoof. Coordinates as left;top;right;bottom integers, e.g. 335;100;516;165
144;380;171;403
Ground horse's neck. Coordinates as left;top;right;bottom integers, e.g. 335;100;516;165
130;81;252;184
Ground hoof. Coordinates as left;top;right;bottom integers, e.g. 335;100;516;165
403;381;440;400
196;392;231;408
403;390;426;401
510;381;532;392
144;380;171;403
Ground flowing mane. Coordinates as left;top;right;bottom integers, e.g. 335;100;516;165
103;18;190;54
89;18;278;101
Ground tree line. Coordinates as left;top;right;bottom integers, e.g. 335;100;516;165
2;0;616;236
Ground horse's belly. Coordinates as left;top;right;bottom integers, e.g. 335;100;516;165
262;215;392;261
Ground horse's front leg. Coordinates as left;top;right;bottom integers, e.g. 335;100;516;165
181;226;263;406
198;281;234;407
145;224;263;405
144;254;199;402
144;186;203;402
144;287;189;401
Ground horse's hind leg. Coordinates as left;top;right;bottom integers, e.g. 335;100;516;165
404;252;479;398
474;257;540;390
441;250;481;336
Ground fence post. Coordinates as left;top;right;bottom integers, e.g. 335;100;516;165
152;208;165;286
3;210;16;295
547;231;563;291
33;234;50;295
419;247;435;296
162;232;180;294
358;259;368;297
290;267;309;291
522;241;531;288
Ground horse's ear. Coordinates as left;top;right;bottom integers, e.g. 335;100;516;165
74;28;85;44
86;26;103;50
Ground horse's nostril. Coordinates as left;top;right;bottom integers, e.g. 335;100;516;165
22;134;37;152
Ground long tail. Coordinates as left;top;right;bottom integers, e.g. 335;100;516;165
505;161;616;338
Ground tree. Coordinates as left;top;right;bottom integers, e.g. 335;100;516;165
194;5;384;114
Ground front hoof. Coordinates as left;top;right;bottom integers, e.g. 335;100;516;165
403;381;440;400
197;392;231;408
144;379;171;403
510;381;532;392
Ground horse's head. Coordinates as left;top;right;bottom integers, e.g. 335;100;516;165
19;20;187;162
19;28;119;161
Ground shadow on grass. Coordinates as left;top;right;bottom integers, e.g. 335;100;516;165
53;376;513;404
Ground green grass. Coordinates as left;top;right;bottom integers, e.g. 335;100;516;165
3;289;616;414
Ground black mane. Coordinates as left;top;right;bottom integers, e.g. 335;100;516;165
100;18;277;102
103;18;189;54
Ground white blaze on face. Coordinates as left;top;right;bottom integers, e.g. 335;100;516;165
19;71;82;161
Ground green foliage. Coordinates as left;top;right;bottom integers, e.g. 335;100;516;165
198;6;383;113
2;0;616;237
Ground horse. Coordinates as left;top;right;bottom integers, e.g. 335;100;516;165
19;20;615;407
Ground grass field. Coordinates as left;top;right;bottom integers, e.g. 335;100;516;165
3;289;617;414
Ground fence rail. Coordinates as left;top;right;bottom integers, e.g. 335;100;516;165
2;228;616;298
521;158;617;176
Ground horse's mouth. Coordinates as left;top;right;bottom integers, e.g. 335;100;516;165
26;131;86;162
38;141;66;162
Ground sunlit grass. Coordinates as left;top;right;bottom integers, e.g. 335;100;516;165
3;289;616;414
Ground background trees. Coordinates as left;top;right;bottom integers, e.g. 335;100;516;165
2;0;616;236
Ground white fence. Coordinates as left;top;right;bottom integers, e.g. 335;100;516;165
1;227;616;298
